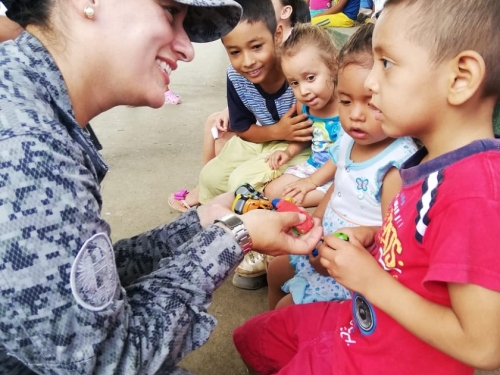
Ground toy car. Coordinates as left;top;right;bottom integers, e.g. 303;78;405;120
234;183;267;200
232;194;273;214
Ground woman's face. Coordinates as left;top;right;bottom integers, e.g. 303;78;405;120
97;0;195;109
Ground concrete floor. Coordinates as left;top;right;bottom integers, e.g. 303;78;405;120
91;41;499;375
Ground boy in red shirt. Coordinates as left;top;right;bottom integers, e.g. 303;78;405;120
234;0;500;374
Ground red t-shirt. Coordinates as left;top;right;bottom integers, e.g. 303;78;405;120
333;139;500;374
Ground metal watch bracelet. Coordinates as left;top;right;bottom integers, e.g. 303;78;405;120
214;213;253;254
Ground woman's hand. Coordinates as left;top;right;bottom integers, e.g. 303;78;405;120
265;150;291;170
241;211;323;256
196;192;235;227
281;177;317;204
199;192;323;256
318;232;384;295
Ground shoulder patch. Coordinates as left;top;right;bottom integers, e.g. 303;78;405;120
70;233;118;311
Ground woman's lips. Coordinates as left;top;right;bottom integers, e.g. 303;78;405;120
156;58;174;85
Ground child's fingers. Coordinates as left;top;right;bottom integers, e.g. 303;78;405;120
283;181;299;193
284;102;297;118
295;191;306;204
285;189;300;200
216;122;227;131
282;186;298;197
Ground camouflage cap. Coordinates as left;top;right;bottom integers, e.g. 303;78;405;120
178;0;242;43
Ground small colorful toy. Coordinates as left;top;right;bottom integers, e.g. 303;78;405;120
234;183;267;200
232;194;273;214
271;198;314;235
231;184;316;235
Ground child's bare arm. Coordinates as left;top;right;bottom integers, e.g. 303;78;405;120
265;141;311;170
319;236;500;370
282;159;337;204
312;183;335;220
236;103;313;143
380;167;402;216
367;275;500;369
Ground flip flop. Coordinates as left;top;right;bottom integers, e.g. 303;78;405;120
168;189;191;213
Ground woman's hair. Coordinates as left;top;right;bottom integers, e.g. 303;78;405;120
337;23;375;72
278;22;338;81
282;0;311;25
6;0;52;29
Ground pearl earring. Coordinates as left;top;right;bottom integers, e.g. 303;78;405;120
84;6;95;19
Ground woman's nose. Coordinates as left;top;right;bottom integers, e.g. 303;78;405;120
172;24;195;62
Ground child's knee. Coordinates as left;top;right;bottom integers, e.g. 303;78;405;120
229;162;281;193
267;255;292;287
199;160;228;203
204;112;219;130
263;180;281;199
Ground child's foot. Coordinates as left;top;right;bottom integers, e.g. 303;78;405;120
164;89;181;105
168;187;200;213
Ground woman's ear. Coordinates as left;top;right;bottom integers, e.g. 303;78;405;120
447;50;486;106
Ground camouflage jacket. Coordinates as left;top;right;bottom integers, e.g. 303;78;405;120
0;32;243;375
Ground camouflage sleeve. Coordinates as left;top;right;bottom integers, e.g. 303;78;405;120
113;208;206;287
0;134;244;374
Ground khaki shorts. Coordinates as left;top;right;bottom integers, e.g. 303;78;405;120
198;136;310;204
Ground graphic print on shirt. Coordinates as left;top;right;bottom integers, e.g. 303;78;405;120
415;170;444;243
340;320;357;346
371;193;405;276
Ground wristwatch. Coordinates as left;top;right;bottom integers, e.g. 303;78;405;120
214;214;253;254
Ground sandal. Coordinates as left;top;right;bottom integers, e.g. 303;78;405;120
168;189;191;212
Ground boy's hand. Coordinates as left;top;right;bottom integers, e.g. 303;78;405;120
274;103;313;142
308;250;330;276
213;108;230;132
318;232;384;295
282;177;316;204
265;150;291;170
334;226;379;249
